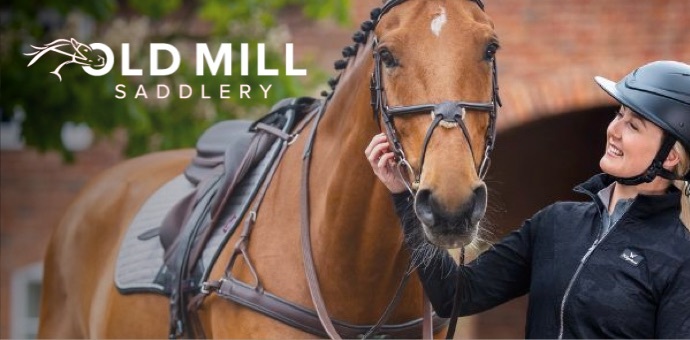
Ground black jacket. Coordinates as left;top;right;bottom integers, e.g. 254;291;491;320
393;174;690;338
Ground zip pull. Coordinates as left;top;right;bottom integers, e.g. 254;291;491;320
580;240;599;264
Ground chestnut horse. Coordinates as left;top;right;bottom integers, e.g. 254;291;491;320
38;0;499;337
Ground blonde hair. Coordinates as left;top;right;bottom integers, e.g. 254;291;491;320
671;142;690;231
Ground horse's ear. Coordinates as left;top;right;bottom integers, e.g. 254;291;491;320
70;38;79;49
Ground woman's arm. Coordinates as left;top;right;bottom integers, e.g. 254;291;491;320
393;191;534;317
368;133;534;317
655;259;690;338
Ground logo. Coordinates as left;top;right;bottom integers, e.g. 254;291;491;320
620;248;644;266
25;38;107;82
25;38;306;100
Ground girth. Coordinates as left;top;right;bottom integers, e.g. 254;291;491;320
202;277;449;339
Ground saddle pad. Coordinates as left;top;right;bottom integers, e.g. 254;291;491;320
114;127;287;294
115;175;195;292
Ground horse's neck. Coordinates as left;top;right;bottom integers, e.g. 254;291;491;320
307;45;411;287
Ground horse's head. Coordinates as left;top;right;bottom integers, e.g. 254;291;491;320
371;0;499;249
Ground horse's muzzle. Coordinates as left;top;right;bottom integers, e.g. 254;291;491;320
414;184;487;248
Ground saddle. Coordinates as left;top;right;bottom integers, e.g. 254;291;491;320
154;97;318;337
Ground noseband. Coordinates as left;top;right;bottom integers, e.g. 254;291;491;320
370;0;501;193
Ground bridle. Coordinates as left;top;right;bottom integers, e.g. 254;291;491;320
370;0;502;194
300;0;501;339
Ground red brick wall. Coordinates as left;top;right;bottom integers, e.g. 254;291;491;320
297;0;689;129
1;0;688;338
0;139;125;337
490;0;689;129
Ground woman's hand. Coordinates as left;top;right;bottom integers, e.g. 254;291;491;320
365;133;408;194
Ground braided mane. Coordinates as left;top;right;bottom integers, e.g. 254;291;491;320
320;0;486;99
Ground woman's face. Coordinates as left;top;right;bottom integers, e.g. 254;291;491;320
600;106;664;178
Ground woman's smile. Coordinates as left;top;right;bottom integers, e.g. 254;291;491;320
606;142;624;158
599;106;665;178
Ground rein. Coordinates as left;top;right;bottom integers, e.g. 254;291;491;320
445;247;466;339
301;99;420;340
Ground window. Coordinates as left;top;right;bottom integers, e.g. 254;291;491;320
0;108;25;150
11;263;43;339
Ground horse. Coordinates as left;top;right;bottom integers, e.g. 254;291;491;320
38;0;499;337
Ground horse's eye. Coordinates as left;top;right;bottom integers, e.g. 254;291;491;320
378;49;399;68
484;42;499;61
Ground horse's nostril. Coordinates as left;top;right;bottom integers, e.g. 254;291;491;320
471;184;488;224
415;185;487;230
414;189;435;226
473;185;487;199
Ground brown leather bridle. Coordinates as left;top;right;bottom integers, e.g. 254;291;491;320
370;2;501;193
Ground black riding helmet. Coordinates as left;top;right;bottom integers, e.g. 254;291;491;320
595;60;690;184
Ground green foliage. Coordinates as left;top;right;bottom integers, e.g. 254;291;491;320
127;0;182;19
0;0;349;160
199;0;350;32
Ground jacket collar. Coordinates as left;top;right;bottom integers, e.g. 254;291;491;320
574;173;681;220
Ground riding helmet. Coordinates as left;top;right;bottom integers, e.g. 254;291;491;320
595;60;690;183
595;60;690;151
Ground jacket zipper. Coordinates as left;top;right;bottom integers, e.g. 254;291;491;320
557;196;629;339
557;238;599;339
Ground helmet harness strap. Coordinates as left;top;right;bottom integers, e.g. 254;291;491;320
613;133;680;185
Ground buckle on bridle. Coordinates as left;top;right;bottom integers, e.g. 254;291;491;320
200;279;223;295
370;76;379;113
396;157;418;195
478;155;491;180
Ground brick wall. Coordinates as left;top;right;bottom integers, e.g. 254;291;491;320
1;139;125;337
490;0;689;129
295;0;689;129
1;0;688;338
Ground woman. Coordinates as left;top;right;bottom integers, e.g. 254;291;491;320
365;60;690;338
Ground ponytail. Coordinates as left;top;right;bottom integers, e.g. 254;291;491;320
671;142;690;231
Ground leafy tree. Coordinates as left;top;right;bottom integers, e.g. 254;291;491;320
0;0;348;160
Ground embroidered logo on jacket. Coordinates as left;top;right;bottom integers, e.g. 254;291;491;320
620;248;644;266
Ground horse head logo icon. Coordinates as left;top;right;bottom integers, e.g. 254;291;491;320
25;38;106;81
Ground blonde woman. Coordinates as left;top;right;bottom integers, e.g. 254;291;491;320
365;60;690;338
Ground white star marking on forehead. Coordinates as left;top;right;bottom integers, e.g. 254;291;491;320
430;6;447;37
